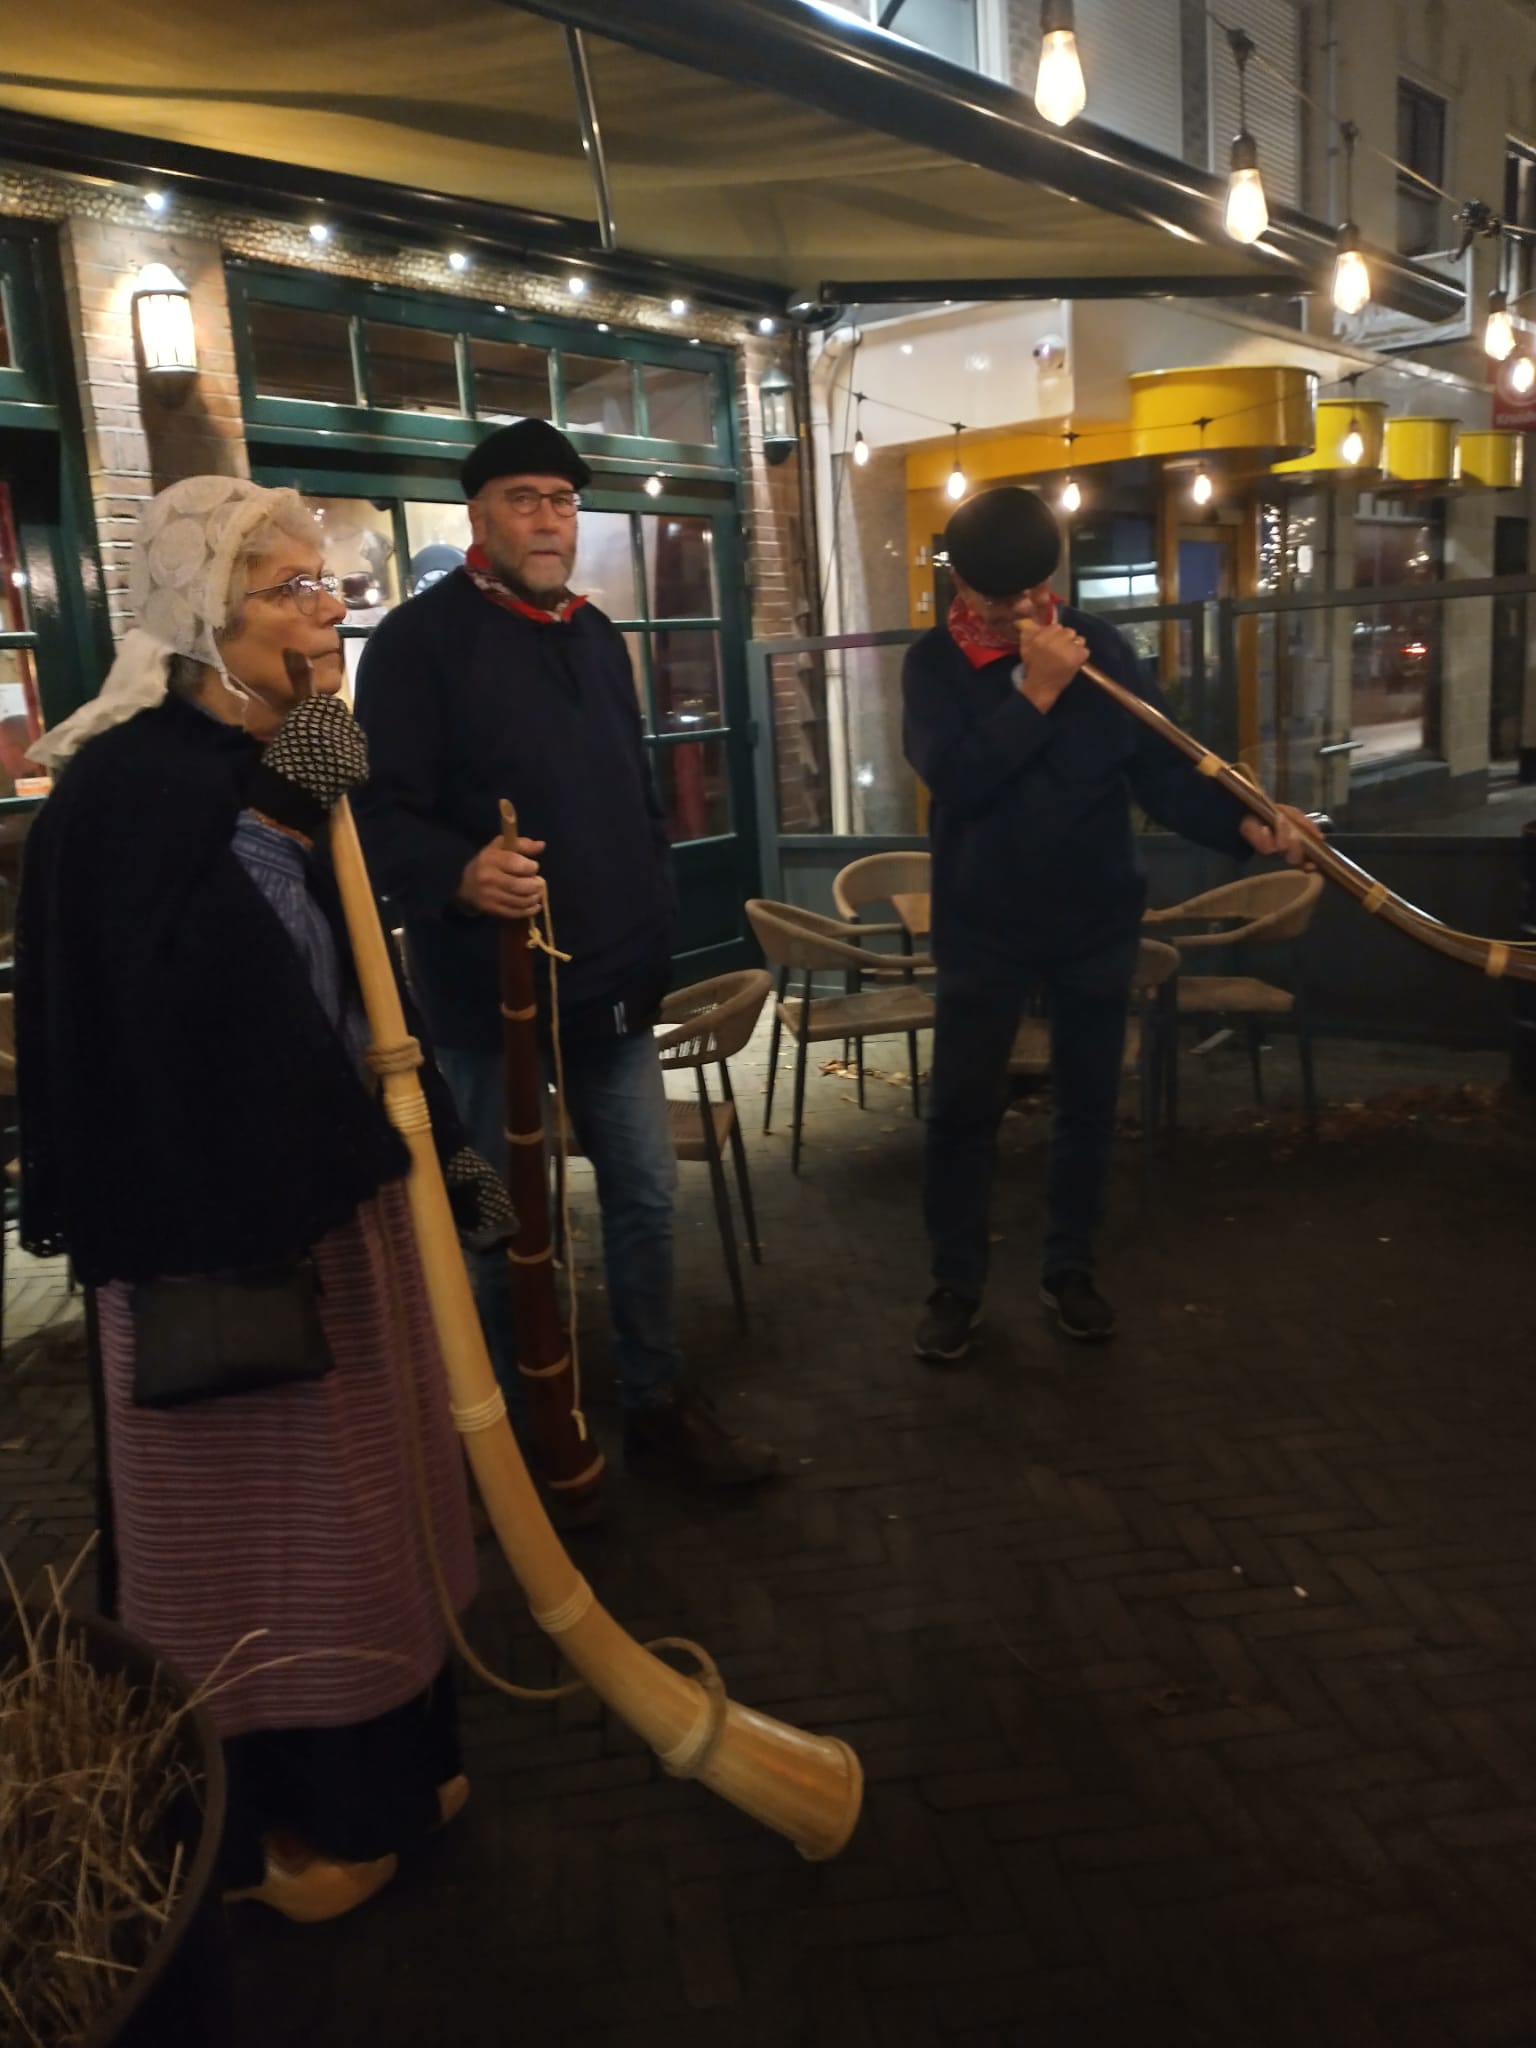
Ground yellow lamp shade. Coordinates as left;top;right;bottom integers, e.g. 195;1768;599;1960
1272;398;1386;476
1382;416;1459;485
1458;430;1524;489
1128;365;1316;462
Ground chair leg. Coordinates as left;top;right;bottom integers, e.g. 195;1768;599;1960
856;1048;866;1109
1246;1018;1266;1105
699;1068;747;1330
907;1029;921;1119
763;968;787;1132
720;1062;762;1263
1163;993;1180;1143
1295;1002;1318;1131
791;971;812;1176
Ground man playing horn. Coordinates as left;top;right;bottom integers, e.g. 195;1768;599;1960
904;486;1310;1361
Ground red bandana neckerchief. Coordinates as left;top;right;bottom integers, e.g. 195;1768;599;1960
464;543;589;625
946;592;1058;670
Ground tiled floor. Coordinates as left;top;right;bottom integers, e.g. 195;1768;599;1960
4;1027;1535;2047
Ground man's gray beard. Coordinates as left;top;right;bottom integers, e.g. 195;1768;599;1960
482;543;572;607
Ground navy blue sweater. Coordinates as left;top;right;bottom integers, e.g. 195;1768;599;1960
902;605;1249;974
353;572;675;1053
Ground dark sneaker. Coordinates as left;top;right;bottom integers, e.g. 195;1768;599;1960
1040;1270;1116;1342
624;1386;778;1487
915;1288;981;1363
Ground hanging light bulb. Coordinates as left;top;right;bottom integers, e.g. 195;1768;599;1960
1034;0;1087;128
1340;416;1366;466
1331;125;1371;316
1222;32;1268;245
1485;287;1517;361
1059;476;1082;514
852;393;870;466
1511;350;1536;396
946;424;967;501
1332;230;1371;316
1191;467;1214;506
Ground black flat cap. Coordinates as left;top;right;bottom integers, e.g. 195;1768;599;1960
944;486;1061;598
462;418;592;498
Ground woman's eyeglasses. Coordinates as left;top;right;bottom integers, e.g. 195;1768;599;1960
246;573;343;617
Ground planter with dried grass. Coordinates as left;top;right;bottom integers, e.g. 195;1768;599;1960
0;1543;230;2048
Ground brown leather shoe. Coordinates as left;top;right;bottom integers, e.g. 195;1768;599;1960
224;1836;397;1923
624;1386;778;1487
435;1774;470;1829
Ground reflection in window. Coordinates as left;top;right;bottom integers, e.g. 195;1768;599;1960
642;365;714;445
1350;496;1444;767
248;301;357;405
0;484;43;785
652;630;722;732
576;510;639;621
311;497;399;614
471;337;551;423
365;321;461;415
561;355;636;435
644;515;718;619
654;737;730;841
403;502;471;593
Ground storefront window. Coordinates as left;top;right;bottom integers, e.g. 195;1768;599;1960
644;514;717;619
0;485;43;791
402;502;471;592
248;301;357;405
576;510;640;625
1070;513;1158;610
654;735;730;842
652;630;723;733
470;337;551;423
561;355;637;435
1351;494;1444;767
364;321;460;415
642;364;715;445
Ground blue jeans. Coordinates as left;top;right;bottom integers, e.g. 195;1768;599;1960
437;1034;682;1415
923;936;1138;1301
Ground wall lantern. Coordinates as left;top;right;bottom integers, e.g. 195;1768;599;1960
132;264;197;386
759;363;798;465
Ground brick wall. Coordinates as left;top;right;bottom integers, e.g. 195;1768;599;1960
59;216;250;638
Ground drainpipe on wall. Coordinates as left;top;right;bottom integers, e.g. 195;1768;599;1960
808;323;861;833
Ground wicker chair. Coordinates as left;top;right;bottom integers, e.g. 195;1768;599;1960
831;850;933;1108
554;971;771;1330
654;969;772;1329
745;899;936;1174
1006;939;1181;1173
1144;870;1323;1122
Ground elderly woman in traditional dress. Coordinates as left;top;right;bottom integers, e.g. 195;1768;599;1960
15;477;512;1923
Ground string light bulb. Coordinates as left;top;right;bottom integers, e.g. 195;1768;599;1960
1059;476;1082;514
1511;350;1536;396
1190;417;1214;505
1331;124;1371;316
946;423;968;502
1485;287;1517;362
1034;0;1087;128
1340;417;1366;466
852;393;870;466
1222;32;1269;245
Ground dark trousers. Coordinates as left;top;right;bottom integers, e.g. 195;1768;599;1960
924;935;1138;1302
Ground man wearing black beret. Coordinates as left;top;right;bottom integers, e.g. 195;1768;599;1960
354;419;775;1486
904;486;1308;1359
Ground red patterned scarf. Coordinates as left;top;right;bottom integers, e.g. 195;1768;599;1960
463;543;588;624
946;592;1057;670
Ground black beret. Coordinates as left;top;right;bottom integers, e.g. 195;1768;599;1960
944;486;1061;598
462;418;592;498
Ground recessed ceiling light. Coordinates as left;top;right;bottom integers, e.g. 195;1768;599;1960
568;275;588;296
758;317;776;335
448;250;469;273
308;222;330;244
145;191;168;214
669;296;688;316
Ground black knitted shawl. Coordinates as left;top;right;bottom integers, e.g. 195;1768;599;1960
15;696;422;1287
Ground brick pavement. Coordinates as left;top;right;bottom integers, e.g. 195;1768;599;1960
4;1034;1536;2048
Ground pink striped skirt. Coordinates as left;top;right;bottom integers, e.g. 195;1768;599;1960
97;1184;476;1739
